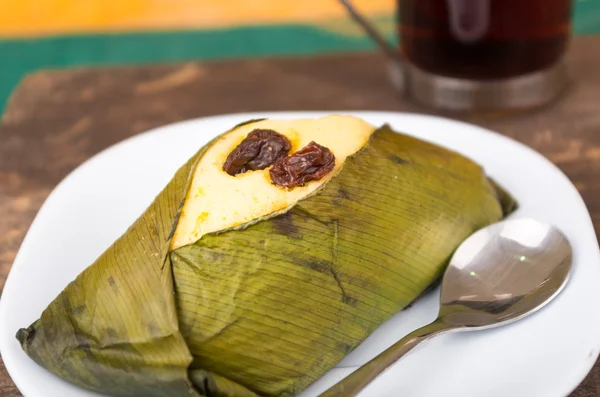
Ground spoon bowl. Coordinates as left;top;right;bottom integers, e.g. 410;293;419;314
440;218;572;328
320;218;572;397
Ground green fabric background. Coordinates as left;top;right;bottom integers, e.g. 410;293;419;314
1;1;599;113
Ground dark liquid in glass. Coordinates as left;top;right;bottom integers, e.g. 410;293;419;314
398;0;572;80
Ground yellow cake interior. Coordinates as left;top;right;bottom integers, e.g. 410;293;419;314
171;115;375;249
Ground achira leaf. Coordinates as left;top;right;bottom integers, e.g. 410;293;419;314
16;148;203;397
17;120;516;397
16;121;266;397
170;125;515;396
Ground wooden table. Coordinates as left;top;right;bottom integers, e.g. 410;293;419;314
1;35;599;397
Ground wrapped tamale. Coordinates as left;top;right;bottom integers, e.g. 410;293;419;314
17;115;516;397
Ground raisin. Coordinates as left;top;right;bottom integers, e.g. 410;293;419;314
270;142;335;188
223;129;291;176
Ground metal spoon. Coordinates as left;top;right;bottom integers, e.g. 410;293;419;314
319;218;572;397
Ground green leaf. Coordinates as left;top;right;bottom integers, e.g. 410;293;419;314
17;123;515;397
16;120;266;397
170;125;511;396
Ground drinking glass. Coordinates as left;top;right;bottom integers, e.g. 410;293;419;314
340;0;574;113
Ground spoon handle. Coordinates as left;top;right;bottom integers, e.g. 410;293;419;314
318;319;453;397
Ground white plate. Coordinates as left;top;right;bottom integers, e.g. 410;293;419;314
1;111;599;397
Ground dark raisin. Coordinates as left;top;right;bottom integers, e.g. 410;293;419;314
270;141;335;188
223;129;291;176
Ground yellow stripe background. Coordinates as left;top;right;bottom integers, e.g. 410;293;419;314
0;0;394;38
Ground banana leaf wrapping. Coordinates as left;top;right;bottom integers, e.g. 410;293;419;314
17;121;516;397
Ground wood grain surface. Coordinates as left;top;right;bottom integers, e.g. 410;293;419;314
1;35;599;397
